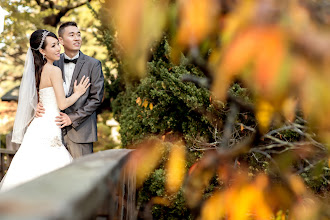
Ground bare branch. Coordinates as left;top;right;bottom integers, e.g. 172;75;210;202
220;102;239;149
40;0;93;26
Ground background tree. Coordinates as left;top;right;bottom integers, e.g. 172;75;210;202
0;1;113;149
0;0;104;96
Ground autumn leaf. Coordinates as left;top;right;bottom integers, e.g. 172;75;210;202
200;191;225;220
136;97;142;106
166;140;186;194
221;0;255;44
253;175;273;220
254;26;286;96
281;97;297;122
255;99;275;133
171;0;219;63
152;197;170;206
125;138;165;188
212;27;259;101
142;100;148;108
175;0;219;46
212;25;286;102
109;0;168;78
149;103;154;110
202;173;273;220
288;175;306;196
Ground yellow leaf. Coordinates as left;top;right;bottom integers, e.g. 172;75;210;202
149;103;154;110
136;97;142;105
253;175;273;220
142;100;148;108
109;0;168;78
230;186;253;220
152;197;170;206
166;140;186;194
255;99;274;133
200;191;225;220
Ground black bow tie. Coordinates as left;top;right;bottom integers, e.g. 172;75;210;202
64;58;78;64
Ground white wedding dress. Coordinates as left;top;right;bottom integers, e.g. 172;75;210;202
0;87;73;192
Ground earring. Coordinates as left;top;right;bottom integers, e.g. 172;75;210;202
42;54;45;60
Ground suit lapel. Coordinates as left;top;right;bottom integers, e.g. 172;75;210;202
59;54;65;82
68;51;86;95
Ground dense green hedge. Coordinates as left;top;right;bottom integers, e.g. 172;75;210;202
112;39;214;147
137;168;193;220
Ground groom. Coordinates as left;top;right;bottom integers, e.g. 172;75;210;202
36;21;104;158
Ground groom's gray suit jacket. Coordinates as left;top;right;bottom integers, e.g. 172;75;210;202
54;51;104;144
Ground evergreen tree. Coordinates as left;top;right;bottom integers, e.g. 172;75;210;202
112;38;214;147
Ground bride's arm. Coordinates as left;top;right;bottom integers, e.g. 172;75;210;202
50;67;90;110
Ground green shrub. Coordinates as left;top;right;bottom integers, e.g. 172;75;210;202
137;168;193;220
112;39;214;147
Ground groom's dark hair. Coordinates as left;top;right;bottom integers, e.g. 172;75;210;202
58;21;78;37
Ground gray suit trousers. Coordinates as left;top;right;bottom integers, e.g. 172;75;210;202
63;134;93;159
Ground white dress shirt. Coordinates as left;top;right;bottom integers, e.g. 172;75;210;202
63;53;79;96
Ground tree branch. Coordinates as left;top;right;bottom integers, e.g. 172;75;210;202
40;0;93;27
219;102;239;149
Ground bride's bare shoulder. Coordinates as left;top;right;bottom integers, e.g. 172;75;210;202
44;64;62;75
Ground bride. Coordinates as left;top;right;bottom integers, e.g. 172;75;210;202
0;29;90;192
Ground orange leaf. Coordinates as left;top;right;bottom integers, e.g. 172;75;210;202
188;162;198;175
212;27;260;101
254;26;285;95
221;27;260;76
149;103;154;110
176;0;219;46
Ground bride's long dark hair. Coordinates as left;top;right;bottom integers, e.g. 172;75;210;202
30;30;58;91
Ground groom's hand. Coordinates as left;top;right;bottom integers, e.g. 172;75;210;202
35;102;45;118
55;112;72;128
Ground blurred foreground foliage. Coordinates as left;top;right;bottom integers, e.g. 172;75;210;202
97;0;330;219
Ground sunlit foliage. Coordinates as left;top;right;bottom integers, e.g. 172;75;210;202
106;0;330;219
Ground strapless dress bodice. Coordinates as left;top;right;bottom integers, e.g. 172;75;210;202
39;87;60;114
